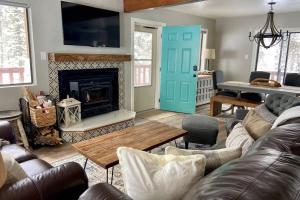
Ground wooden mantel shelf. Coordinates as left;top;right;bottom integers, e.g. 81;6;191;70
48;53;131;62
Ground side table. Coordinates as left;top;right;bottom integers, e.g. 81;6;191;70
0;110;30;149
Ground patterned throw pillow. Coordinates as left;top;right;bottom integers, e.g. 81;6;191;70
242;110;272;140
254;104;278;124
226;123;255;156
165;146;242;173
117;147;206;200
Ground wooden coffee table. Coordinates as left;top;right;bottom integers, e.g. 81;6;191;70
72;121;187;183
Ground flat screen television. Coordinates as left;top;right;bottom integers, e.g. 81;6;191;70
61;1;120;48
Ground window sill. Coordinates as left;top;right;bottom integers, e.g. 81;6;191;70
0;82;36;89
134;85;152;88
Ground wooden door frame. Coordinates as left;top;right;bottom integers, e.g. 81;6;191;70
130;18;166;111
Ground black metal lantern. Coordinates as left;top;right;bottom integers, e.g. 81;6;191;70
249;1;289;49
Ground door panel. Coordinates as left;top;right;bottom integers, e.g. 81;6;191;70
160;25;201;114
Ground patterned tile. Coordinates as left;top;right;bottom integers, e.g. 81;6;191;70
61;119;135;143
48;60;125;109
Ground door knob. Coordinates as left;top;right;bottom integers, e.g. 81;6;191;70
193;74;197;77
193;65;198;71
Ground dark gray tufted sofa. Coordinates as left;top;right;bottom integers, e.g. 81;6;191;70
265;93;300;116
226;93;300;134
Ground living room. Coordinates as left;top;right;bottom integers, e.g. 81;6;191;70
1;0;300;199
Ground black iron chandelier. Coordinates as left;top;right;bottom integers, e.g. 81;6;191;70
249;1;289;49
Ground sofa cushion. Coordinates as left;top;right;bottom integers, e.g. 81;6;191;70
242;110;272;140
1;144;37;163
117;147;206;200
79;183;132;200
183;149;300;200
20;159;52;177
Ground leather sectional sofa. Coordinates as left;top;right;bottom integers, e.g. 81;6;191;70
82;122;300;200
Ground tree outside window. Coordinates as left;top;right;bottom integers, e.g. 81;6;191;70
256;32;300;83
0;4;32;86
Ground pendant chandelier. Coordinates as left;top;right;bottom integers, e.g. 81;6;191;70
249;1;289;49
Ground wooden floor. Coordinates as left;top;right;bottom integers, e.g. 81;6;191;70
34;105;228;163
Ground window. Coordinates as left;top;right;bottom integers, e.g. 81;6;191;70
134;31;153;87
200;30;208;71
0;3;32;86
255;32;300;83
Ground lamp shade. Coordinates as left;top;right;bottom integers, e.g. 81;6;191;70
204;49;216;60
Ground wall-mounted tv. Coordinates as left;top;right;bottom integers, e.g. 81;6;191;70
61;1;120;48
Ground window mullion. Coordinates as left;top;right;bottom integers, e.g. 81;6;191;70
283;33;292;83
276;39;284;82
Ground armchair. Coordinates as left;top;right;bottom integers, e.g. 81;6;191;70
0;121;89;200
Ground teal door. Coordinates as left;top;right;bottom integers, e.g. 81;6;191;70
160;25;201;113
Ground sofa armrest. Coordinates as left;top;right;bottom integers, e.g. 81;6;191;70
0;162;88;200
0;121;16;144
79;183;132;200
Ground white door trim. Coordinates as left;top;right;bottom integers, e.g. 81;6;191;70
130;18;166;110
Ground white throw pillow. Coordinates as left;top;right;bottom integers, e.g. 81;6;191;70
226;123;255;156
117;147;206;200
0;153;7;188
165;146;242;172
2;152;27;186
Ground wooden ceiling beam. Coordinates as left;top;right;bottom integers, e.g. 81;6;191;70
124;0;204;13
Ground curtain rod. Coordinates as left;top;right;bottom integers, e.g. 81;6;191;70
0;0;30;8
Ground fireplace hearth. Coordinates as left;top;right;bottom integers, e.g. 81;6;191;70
58;69;119;118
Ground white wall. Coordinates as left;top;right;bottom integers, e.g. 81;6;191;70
216;12;300;82
0;0;215;110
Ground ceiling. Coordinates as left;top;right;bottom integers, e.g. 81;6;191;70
166;0;300;19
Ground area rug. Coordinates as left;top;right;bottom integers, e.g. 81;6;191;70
51;141;180;193
51;154;126;192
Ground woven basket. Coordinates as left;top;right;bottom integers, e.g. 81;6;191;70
30;106;56;128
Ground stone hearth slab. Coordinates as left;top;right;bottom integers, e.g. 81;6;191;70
61;110;136;143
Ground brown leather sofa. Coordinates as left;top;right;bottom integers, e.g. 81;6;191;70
0;121;89;200
79;122;300;200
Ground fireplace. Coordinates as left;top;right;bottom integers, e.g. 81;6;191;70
58;69;119;118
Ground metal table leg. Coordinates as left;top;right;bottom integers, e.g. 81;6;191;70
111;167;114;185
83;158;88;170
106;169;109;183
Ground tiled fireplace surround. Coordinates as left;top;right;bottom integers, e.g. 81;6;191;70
48;57;135;143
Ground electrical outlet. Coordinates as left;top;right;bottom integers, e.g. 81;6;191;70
40;52;47;61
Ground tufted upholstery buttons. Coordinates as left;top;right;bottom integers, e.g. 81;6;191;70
265;94;300;116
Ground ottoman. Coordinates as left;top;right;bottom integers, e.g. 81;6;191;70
182;114;219;149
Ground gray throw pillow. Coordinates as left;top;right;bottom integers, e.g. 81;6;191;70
165;146;242;173
255;104;278;124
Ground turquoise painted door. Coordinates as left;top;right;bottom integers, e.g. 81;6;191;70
160;25;201;113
